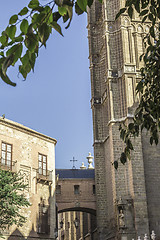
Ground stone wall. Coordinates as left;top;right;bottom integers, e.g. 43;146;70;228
0;118;57;239
88;0;160;239
56;178;96;211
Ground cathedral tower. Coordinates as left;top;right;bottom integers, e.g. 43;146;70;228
87;0;160;239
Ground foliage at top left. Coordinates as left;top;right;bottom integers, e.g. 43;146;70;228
0;0;96;86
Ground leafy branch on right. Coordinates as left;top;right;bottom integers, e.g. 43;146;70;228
114;0;160;169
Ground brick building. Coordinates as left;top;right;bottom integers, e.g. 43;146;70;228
56;157;97;240
0;117;57;240
87;0;160;239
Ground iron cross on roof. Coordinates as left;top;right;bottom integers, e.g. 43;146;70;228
70;157;78;169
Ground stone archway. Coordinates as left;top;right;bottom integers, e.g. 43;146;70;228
57;207;97;240
55;168;97;239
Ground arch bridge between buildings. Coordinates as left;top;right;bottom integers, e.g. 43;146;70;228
56;168;97;239
58;207;96;216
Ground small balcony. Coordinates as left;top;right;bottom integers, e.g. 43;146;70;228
0;158;17;172
36;169;53;183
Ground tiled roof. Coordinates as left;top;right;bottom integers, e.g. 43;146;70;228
56;169;95;179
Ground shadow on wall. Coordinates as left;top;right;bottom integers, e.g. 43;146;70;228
7;226;47;240
8;224;54;240
8;229;25;240
6;186;56;240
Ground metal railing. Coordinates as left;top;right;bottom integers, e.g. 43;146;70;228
0;158;17;172
36;168;53;182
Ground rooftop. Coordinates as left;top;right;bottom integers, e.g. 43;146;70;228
0;117;57;144
56;169;95;179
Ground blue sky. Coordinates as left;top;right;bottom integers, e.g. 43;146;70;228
0;1;93;169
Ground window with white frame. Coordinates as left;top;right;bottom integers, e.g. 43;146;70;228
38;153;47;176
1;142;12;168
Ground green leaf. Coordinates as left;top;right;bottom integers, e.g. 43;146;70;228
51;22;63;36
120;152;127;165
29;53;36;71
136;81;143;93
125;0;131;7
87;0;94;8
140;9;149;16
128;123;134;131
20;52;30;67
113;161;118;170
43;6;51;13
75;2;84;15
13;44;23;65
142;15;148;23
48;12;53;24
20;52;32;74
150;6;156;15
66;5;73;19
150;26;155;38
77;0;87;12
155;138;158;145
24;33;38;53
6;44;19;57
0;52;4;57
115;8;126;19
127;139;134;150
150;136;153;145
9;15;18;25
28;0;39;9
36;13;46;24
2;55;14;75
124;147;131;160
120;129;126;140
32;13;39;25
8;25;16;40
52;12;62;22
148;13;154;21
157;6;160;19
151;0;156;7
63;0;74;6
63;12;69;23
64;6;73;28
0;35;7;45
128;6;133;19
19;65;28;79
18;7;29;16
0;70;16;86
15;35;24;42
38;23;51;45
58;6;67;16
20;19;29;34
134;1;140;13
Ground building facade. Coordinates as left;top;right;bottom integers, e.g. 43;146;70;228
56;165;97;240
0;117;57;240
88;1;160;239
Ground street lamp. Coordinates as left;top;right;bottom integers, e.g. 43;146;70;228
74;217;79;229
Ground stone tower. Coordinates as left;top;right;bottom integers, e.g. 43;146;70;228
87;0;160;239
